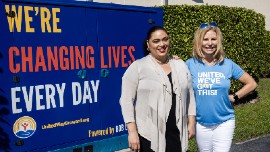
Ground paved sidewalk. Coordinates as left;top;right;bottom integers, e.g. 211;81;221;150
231;134;270;152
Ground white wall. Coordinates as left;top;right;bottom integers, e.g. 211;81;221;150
92;0;270;30
93;0;164;6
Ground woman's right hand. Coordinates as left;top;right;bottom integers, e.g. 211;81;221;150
128;130;140;151
126;122;140;151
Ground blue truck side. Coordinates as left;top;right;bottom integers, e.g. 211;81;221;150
0;0;163;151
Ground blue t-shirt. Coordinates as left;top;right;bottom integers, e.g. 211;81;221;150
186;58;244;126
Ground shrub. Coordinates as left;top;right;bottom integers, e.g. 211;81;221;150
161;5;270;92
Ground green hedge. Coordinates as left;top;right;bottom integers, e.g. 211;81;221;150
161;5;270;92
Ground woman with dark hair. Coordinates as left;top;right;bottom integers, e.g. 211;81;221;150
120;26;196;152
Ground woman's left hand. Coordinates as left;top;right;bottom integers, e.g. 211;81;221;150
229;94;235;103
188;116;196;139
188;123;195;139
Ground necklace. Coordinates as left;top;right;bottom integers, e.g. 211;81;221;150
154;57;169;64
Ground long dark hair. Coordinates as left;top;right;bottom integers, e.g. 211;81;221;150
143;26;168;56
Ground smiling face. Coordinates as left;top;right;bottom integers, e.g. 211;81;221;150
147;29;170;61
192;26;225;62
202;30;217;58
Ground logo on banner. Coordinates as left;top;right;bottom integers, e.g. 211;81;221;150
13;116;37;139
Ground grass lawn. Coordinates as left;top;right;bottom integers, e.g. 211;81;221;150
188;78;270;152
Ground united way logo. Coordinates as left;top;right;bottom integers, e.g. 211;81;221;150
13;116;36;139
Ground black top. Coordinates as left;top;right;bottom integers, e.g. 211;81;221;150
166;72;181;152
138;73;182;152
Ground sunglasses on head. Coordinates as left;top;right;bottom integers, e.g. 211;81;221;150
199;22;218;29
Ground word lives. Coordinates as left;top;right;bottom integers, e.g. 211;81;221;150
197;72;225;95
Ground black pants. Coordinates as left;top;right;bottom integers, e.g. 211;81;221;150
139;134;182;152
139;135;154;152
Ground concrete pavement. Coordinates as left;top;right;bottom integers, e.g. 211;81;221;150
116;134;270;152
231;134;270;152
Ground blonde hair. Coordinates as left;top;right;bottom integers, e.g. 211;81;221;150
192;26;225;62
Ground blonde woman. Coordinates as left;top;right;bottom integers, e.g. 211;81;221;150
186;22;257;152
